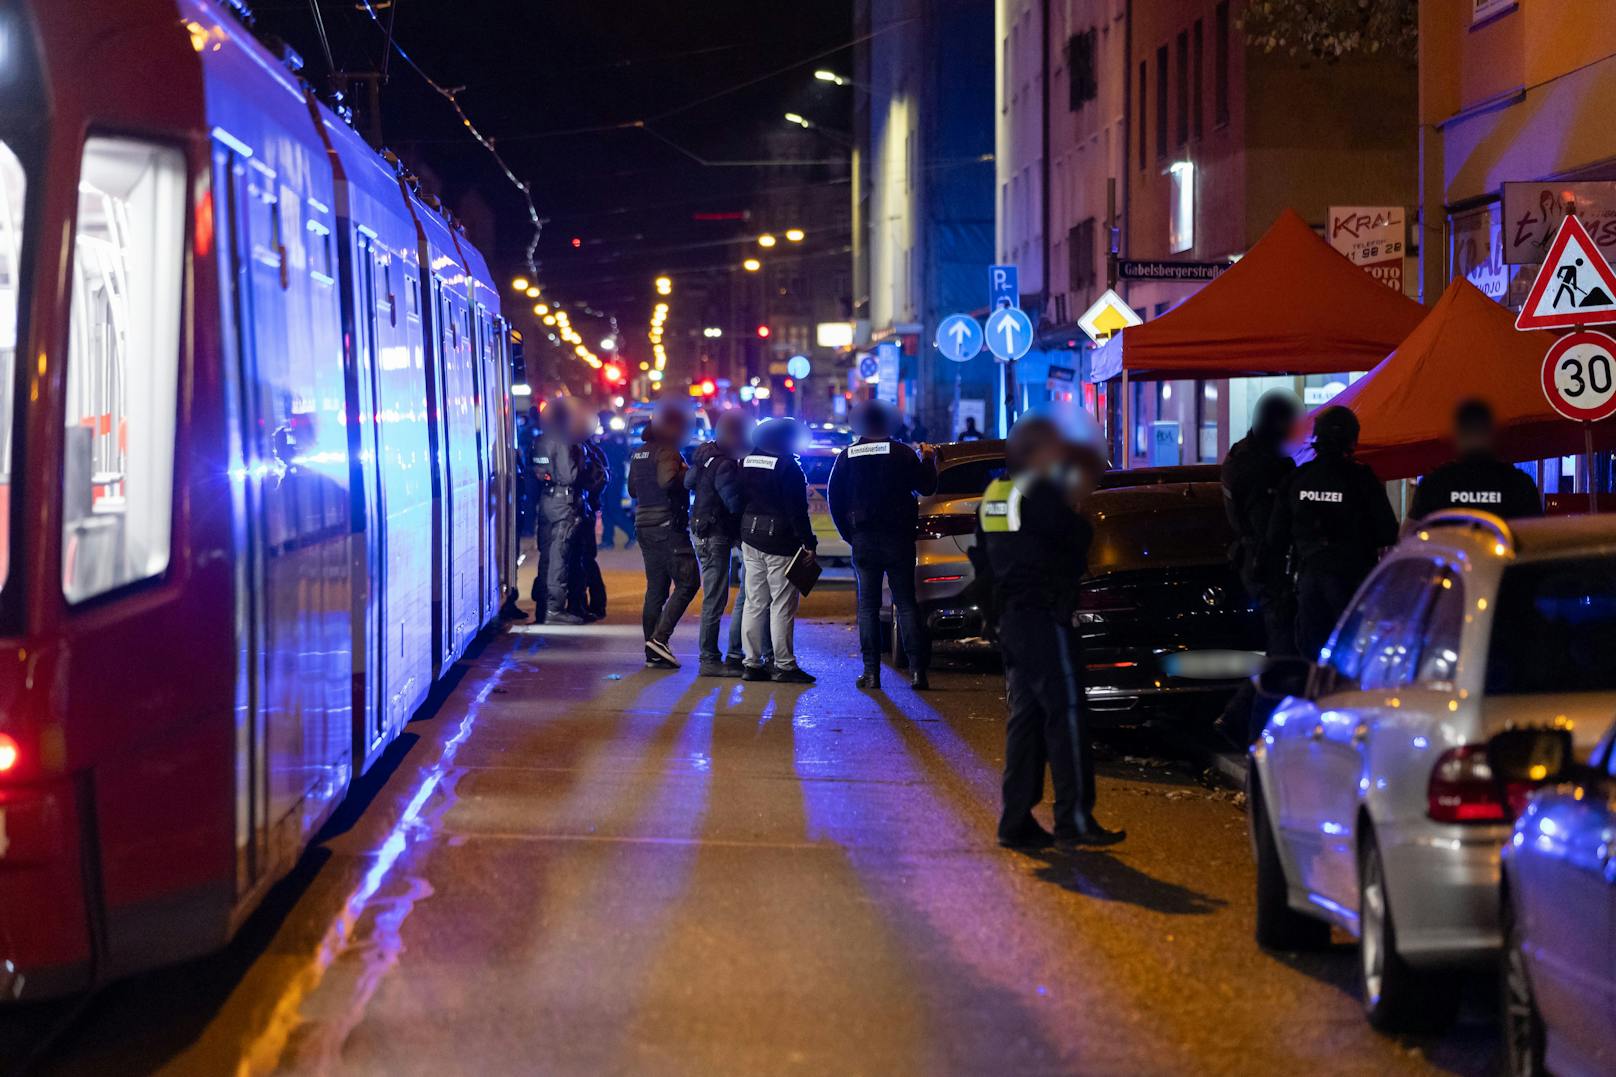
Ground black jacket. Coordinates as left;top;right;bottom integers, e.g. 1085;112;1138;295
1411;453;1542;520
1264;454;1399;580
1222;433;1295;596
686;441;745;541
826;437;938;542
738;450;816;557
578;439;609;515
627;430;689;531
532;433;581;502
974;474;1093;623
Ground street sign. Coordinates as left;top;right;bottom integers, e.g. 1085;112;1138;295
1076;288;1142;343
1541;330;1616;422
786;354;811;379
875;341;900;404
934;313;983;363
857;355;878;379
989;264;1019;310
1116;259;1232;283
1515;214;1616;330
985;306;1034;361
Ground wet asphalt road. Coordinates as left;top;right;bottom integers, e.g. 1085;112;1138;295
7;548;1497;1075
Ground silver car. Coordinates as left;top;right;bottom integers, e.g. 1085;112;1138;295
1249;510;1616;1033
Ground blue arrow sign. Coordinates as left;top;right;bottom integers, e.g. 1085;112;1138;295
985;306;1034;361
934;314;983;363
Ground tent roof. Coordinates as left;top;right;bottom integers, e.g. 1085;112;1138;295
1309;278;1611;479
1091;209;1426;381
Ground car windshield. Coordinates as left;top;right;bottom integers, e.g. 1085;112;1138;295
800;454;836;486
935;458;1006;496
1487;557;1616;694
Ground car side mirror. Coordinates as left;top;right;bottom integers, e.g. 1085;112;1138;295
1486;728;1575;786
1256;656;1313;700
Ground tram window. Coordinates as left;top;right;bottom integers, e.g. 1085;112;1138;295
0;142;24;591
61;138;185;603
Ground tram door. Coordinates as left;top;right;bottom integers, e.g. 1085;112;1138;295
350;231;387;764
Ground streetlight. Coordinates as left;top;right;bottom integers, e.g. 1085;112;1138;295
813;69;846;86
757;233;777;248
511;276;530;292
525;286;541;298
742;258;762;272
784;112;811;129
785;228;805;243
654;275;672;295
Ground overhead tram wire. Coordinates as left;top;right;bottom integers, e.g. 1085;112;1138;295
305;0;336;73
354;0;547;276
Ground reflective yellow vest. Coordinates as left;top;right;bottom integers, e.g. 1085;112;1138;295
978;476;1023;533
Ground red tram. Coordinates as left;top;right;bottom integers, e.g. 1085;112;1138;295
0;0;517;999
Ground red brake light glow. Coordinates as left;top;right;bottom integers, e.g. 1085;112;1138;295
0;733;17;773
1427;745;1513;823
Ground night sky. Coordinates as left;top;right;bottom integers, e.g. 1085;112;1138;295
254;0;854;341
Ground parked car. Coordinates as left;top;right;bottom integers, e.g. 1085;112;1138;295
1490;719;1616;1076
1248;510;1616;1034
800;445;851;563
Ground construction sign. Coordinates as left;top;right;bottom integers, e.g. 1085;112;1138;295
1515;214;1616;331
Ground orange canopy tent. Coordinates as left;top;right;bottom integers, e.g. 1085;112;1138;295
1091;208;1426;381
1307;278;1615;479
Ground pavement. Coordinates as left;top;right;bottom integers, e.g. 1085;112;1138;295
12;547;1496;1076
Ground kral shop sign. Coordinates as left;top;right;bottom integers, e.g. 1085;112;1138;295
1503;181;1616;265
1328;206;1406;291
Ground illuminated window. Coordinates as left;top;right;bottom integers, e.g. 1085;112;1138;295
61;138;185;602
0;141;24;591
1169;161;1195;254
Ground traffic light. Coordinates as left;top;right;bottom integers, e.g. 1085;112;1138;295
783;377;795;392
602;363;624;385
756;325;770;339
699;378;717;396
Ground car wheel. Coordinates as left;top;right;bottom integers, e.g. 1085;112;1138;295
1250;775;1331;952
1501;891;1548;1077
1358;833;1461;1034
891;609;910;670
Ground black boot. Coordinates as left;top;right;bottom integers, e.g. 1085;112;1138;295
1056;816;1127;848
910;670;930;691
856;669;881;689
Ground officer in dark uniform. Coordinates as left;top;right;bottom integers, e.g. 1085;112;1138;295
599;418;635;549
828;400;938;690
736;417;818;683
573;412;610;620
1264;406;1399;660
1410;399;1541;521
628;402;700;668
1215;390;1301;745
976;415;1124;849
531;399;587;625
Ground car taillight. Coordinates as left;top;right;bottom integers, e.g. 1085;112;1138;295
0;733;17;774
917;513;974;541
1427;745;1515;823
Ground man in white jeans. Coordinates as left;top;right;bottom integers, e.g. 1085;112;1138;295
735;418;817;683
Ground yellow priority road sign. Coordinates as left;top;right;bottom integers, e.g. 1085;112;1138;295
1077;288;1143;344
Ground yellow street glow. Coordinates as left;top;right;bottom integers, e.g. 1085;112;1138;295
785;228;805;242
743;258;762;272
511;276;529;292
757;234;777;248
525;286;541;298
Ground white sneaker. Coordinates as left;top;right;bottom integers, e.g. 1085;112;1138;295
646;638;680;667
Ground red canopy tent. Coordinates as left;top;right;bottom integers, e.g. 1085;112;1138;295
1091;208;1427;381
1308;278;1616;479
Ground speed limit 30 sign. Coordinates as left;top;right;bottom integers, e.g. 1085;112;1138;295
1542;330;1616;422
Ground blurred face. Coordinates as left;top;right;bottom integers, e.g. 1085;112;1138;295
720;417;753;454
1456;420;1494;456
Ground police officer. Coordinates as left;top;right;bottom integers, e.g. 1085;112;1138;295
1264;406;1399;660
599;417;635;549
737;417;817;684
687;409;759;677
531;399;587;625
977;415;1124;849
1410;399;1541;521
1216;390;1301;745
828;400;938;690
573;410;610;621
628;401;700;668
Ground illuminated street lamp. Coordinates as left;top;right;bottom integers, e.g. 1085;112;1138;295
757;233;777;248
525;286;541;299
654;275;673;296
742;258;762;272
813;70;846;86
511;276;529;292
784;112;811;129
534;303;549;316
785;228;805;243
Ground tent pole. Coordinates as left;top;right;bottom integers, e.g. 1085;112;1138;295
1120;367;1131;469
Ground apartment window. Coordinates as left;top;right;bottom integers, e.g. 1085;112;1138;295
1068;218;1097;292
1137;61;1147;170
1155;45;1168;161
1193;20;1204;139
62;138;186;603
1067;30;1097;110
1215;2;1230;127
1176;31;1189;148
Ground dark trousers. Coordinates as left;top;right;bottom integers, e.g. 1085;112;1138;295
694;534;755;663
1221;583;1297;744
1295;568;1361;662
574;512;606;617
639;524;700;644
535;497;579;617
997;609;1095;841
852;533;926;673
601;488;634;548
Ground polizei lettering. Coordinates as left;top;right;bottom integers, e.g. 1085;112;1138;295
1448;490;1502;504
1298;489;1344;503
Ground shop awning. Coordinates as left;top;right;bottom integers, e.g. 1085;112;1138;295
1308;278;1614;479
1090;209;1426;381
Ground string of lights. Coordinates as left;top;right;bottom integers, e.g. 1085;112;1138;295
647;276;672;389
355;0;545;276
